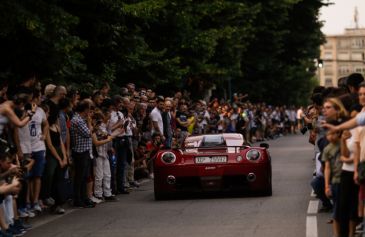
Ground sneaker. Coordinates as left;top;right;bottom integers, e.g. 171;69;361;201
13;219;32;231
7;225;25;237
129;181;140;188
83;199;96;208
104;195;118;201
0;229;13;237
38;200;48;209
55;206;65;215
32;203;42;212
356;223;364;234
44;197;55;206
25;209;35;218
90;196;102;204
17;209;28;218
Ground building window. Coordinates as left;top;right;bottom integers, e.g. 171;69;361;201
338;40;349;49
351;52;363;61
352;38;365;49
324;42;333;49
338;52;349;60
325;78;333;87
338;66;350;75
324;52;332;60
324;64;333;75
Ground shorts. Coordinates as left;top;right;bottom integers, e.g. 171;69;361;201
29;150;46;177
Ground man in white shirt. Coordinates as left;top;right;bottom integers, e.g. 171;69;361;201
150;96;164;137
107;96;130;194
29;91;48;212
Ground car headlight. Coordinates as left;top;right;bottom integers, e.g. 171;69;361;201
246;149;261;161
161;152;176;164
236;155;243;162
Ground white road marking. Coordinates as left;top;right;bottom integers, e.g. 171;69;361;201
306;216;318;237
307;200;319;214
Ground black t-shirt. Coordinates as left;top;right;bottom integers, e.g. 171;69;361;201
176;111;188;132
45;99;59;125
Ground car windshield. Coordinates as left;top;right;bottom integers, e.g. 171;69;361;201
200;135;225;147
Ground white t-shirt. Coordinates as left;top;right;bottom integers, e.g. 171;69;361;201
354;126;365;163
124;116;136;136
289;110;296;122
29;107;46;152
297;108;303;120
198;110;210;128
342;128;356;172
108;110;125;137
150;107;163;135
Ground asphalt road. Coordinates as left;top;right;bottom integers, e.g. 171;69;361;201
25;134;320;237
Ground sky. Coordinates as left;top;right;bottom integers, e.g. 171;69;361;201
319;0;365;35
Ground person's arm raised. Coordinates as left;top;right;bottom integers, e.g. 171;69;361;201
3;106;31;128
322;116;359;132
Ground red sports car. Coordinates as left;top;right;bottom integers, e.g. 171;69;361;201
153;133;272;200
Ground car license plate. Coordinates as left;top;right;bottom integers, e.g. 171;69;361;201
195;156;227;164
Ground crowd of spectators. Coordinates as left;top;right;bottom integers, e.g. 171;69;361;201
0;76;301;236
306;73;365;237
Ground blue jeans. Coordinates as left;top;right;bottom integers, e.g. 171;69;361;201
114;138;129;192
311;176;332;208
164;136;172;149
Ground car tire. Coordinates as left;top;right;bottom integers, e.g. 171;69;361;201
263;177;272;196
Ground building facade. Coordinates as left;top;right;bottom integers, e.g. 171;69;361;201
319;28;365;87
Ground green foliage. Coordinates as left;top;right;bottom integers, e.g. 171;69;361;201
0;0;327;104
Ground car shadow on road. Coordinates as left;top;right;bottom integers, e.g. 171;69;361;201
151;191;272;202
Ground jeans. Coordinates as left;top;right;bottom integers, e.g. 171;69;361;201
164;136;172;149
311;176;332;208
114;138;129;191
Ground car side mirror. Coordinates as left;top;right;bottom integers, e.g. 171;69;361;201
260;143;269;149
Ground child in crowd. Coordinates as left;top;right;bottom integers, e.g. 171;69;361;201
92;111;118;202
134;142;149;180
323;125;342;237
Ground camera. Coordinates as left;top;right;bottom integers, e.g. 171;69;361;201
300;123;313;135
124;120;129;129
300;126;308;135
